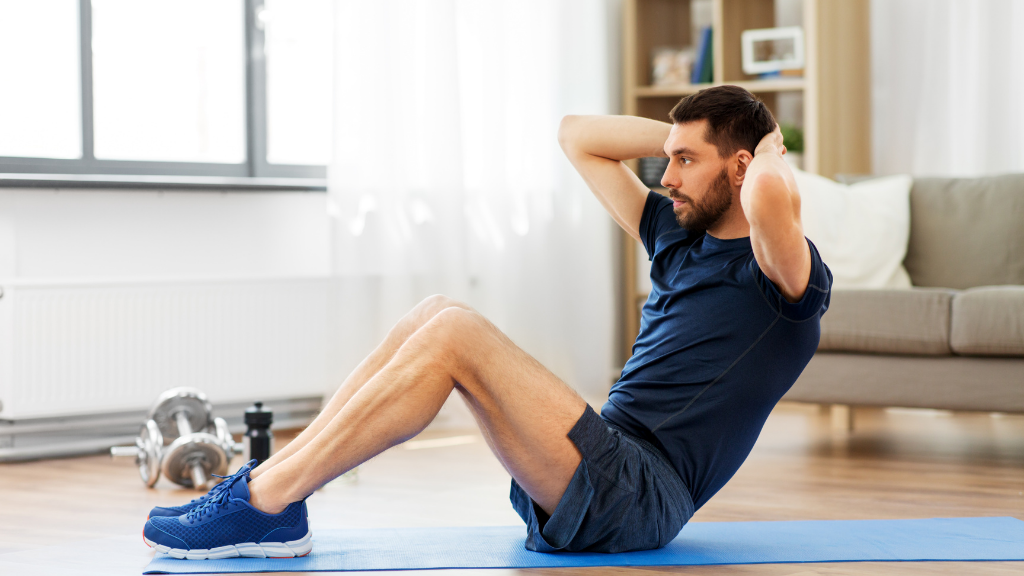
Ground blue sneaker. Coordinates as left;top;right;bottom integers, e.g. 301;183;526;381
143;473;311;559
148;460;258;518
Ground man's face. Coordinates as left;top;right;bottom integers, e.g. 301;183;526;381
661;120;734;234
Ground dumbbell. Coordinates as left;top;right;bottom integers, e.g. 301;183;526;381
159;393;230;487
112;387;240;489
110;419;163;488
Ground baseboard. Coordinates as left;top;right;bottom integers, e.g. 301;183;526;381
0;395;322;461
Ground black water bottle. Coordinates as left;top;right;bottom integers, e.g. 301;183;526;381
243;401;274;466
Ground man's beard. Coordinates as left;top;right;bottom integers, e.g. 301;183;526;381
669;168;732;234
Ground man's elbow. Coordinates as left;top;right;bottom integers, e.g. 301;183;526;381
747;171;788;197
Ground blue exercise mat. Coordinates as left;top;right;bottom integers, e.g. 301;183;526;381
144;516;1024;574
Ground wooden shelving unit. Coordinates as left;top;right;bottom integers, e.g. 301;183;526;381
633;77;806;97
619;0;871;361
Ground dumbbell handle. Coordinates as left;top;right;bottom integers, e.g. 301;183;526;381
176;411;194;436
190;463;209;490
111;445;140;457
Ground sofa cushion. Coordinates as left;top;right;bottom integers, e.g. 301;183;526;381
950;286;1024;356
818;288;954;355
795;170;912;289
904;174;1024;289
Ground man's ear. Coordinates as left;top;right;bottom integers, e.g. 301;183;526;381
732;150;754;187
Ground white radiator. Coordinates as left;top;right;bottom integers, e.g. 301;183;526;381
0;277;340;420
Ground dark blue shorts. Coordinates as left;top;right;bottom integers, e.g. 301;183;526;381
510;405;694;553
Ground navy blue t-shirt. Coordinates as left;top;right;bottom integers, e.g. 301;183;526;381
601;191;832;512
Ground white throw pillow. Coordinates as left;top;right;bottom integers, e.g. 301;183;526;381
792;169;913;289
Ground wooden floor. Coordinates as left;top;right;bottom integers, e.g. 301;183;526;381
1;401;1022;575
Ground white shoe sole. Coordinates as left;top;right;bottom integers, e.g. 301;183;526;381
145;529;312;560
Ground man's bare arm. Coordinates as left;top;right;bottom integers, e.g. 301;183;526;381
559;115;671;242
740;126;810;303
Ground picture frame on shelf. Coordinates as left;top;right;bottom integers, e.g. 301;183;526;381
741;26;805;75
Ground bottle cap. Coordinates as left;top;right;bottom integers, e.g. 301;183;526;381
244;401;273;426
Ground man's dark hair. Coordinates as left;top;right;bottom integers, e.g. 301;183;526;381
668;85;776;159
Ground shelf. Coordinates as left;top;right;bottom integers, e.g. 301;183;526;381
635;78;806;98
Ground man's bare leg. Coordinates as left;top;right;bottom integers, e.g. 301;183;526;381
247;306;587;515
250;295;470;479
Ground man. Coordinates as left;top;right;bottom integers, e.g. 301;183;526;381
143;85;831;559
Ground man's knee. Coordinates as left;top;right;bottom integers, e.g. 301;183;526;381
424;306;490;352
397;307;484;376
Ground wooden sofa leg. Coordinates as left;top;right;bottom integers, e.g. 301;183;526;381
829;404;855;433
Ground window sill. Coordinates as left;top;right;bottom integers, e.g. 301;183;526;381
0;173;327;192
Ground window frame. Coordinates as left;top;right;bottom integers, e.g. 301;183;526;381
0;0;326;180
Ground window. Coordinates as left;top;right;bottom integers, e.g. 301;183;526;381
92;0;246;164
0;1;82;160
264;0;333;166
0;0;332;180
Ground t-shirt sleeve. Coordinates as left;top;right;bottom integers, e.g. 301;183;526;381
639;190;682;260
750;238;833;322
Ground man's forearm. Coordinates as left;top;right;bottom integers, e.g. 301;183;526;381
741;130;810;302
741;142;798;220
558;115;671;162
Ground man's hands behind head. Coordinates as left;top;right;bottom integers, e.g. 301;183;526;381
754;124;787;158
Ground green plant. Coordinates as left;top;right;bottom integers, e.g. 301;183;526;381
780;123;804;153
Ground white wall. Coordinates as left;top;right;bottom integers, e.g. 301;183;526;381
0;188;331;281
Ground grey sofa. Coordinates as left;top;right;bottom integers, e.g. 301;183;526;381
783;173;1024;413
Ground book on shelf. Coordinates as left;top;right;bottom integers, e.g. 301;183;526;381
691;26;714;85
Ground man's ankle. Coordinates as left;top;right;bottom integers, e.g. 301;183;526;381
247;477;289;515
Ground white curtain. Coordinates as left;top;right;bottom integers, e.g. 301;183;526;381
872;0;1024;176
327;0;618;422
